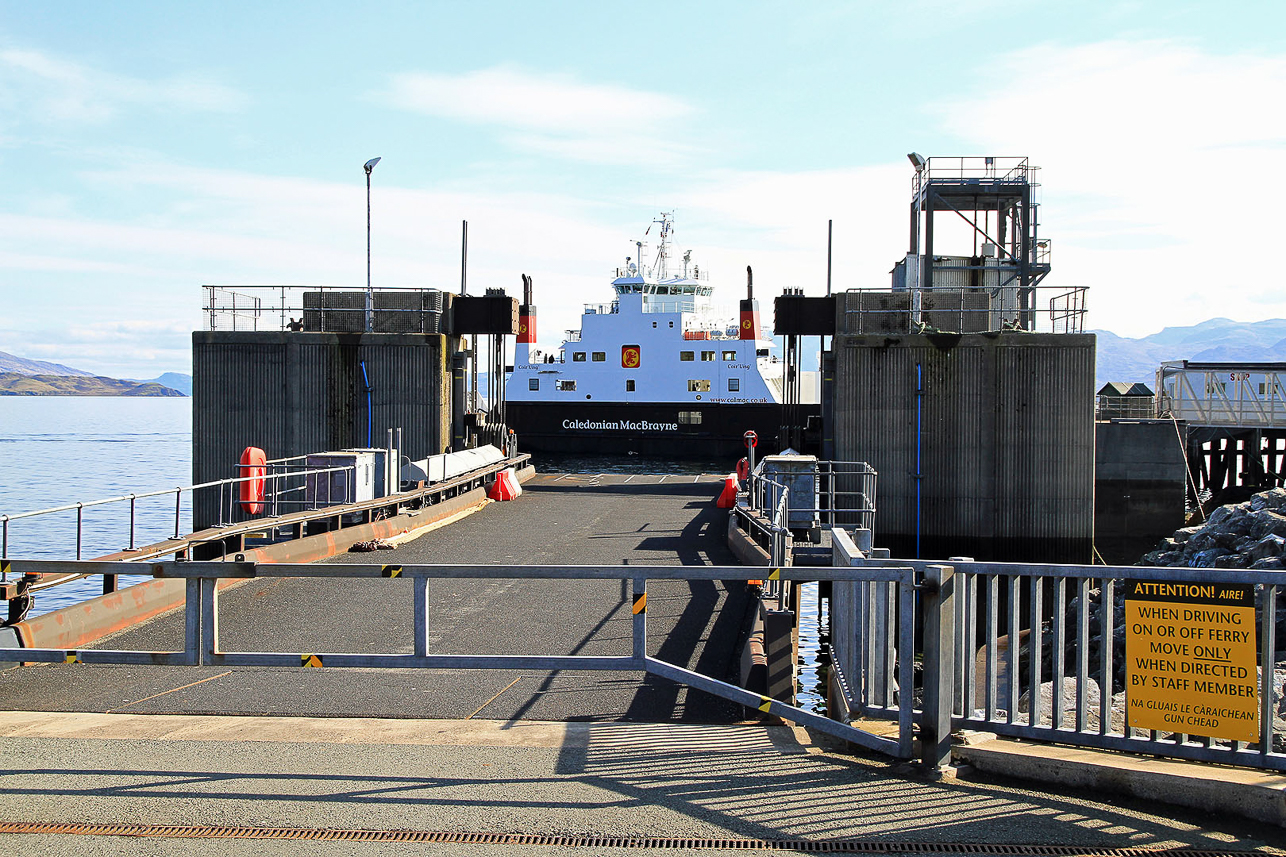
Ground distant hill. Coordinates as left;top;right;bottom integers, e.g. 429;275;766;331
133;372;192;396
0;350;190;396
0;373;184;397
0;350;94;377
1092;318;1286;388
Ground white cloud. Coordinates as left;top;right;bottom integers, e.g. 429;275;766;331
938;39;1286;336
377;66;700;166
0;48;246;123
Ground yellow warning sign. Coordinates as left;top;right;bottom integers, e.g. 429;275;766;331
1126;580;1258;742
382;565;402;578
632;593;647;615
301;654;323;668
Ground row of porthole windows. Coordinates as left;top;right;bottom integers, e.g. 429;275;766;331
569;350;739;362
537;378;739;393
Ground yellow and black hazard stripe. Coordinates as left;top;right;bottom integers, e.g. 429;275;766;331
381;565;402;578
64;652;81;664
757;696;773;713
767;568;781;582
632;593;647;615
0;560;12;577
301;654;323;668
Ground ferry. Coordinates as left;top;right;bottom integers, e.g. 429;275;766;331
506;213;812;458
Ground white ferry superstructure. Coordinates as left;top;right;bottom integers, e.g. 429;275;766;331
506;214;805;457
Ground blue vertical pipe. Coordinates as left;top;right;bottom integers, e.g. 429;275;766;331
360;360;373;448
916;362;923;559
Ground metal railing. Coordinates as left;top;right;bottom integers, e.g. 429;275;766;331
913;156;1032;194
0;558;915;761
841;285;1088;335
739;472;792;570
831;532;1286;772
1;463;356;566
815;461;878;531
1096;396;1157;421
202;285;447;333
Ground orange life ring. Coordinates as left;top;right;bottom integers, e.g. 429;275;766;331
239;446;267;515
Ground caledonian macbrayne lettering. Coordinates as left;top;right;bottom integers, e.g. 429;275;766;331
1125;579;1258;742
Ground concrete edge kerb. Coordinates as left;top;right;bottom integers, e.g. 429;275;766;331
953;738;1286;828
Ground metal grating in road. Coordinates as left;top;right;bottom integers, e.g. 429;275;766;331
0;822;1260;856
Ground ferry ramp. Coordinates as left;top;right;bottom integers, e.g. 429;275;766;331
0;473;752;723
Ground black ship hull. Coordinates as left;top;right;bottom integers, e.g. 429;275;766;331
506;401;819;459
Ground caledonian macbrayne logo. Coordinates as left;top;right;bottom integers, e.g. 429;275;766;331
1125;580;1258;742
621;345;640;368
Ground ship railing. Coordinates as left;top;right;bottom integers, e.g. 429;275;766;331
583;302;618;315
202;285;449;333
612;267;709;281
831;530;1286;773
840;285;1088;335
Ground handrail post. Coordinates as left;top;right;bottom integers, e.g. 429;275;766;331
174;488;182;540
128;494;137;551
76;502;83;560
921;563;956;773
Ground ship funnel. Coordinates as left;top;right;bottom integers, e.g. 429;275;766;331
739;266;760;342
518;274;536;346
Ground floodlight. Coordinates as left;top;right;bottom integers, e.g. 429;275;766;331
907;152;926;169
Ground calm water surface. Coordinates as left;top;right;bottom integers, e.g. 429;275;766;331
0;397;190;615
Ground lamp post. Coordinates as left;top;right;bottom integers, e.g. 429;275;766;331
364;157;381;332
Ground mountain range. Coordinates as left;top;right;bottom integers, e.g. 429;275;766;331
0;351;190;397
1091;318;1286;389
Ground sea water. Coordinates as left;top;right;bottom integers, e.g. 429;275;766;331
0;397;191;616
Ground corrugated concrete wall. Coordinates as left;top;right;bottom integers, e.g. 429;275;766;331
192;331;451;529
1095;420;1187;564
831;332;1095;562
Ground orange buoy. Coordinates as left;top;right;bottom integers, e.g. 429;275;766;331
716;472;739;509
239;446;267;515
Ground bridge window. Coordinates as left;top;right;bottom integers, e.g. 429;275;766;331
558;380;576;391
701;351;715;361
688;379;710;392
722;350;737;361
592;352;606;362
680;351;694;362
626;379;635;392
728;378;740;392
679;410;703;425
529;378;539;391
572;352;586;362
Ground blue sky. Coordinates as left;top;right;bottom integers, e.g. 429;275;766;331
2;1;1283;377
